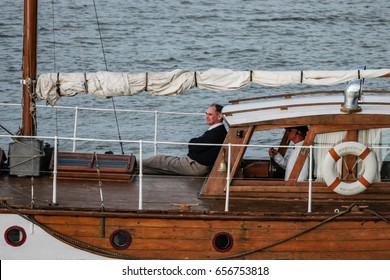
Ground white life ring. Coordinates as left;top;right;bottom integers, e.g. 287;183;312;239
323;141;377;195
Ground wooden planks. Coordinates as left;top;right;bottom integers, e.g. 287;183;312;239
32;213;390;260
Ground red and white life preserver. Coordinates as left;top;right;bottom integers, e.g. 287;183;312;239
323;141;377;195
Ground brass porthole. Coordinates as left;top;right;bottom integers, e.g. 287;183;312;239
4;226;27;247
110;229;132;250
212;232;233;252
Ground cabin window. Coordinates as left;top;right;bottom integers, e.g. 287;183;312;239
4;226;27;247
240;128;287;180
379;128;390;181
110;229;132;250
212;232;233;252
245;128;284;159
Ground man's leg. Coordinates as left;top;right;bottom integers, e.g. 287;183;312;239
142;155;210;176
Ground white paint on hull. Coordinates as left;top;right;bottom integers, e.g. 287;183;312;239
0;214;107;259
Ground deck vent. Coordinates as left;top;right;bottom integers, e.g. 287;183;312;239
341;65;366;113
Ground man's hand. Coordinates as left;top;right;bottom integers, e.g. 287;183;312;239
268;148;278;158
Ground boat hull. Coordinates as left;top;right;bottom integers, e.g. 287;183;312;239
2;208;389;260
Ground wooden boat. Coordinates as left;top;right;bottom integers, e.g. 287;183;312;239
1;0;390;260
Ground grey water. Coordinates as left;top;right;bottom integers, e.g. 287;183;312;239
1;0;390;156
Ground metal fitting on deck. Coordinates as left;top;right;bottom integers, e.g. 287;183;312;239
340;65;366;114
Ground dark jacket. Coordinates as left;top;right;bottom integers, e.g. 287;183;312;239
187;124;227;166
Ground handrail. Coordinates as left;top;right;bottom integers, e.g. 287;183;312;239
138;140;143;210
224;143;232;212
228;89;390;104
1;133;389;213
308;145;313;213
72;107;79;152
1;102;390;213
0;102;203;155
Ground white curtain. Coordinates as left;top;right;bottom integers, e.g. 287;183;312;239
358;129;382;182
314;131;346;182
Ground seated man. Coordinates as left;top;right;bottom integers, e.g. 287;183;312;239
268;126;309;181
142;103;227;176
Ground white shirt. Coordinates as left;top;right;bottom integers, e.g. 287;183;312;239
273;140;309;181
208;122;224;130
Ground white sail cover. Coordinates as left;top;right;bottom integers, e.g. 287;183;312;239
36;68;390;105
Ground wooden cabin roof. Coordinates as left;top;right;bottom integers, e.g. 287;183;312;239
223;94;390;127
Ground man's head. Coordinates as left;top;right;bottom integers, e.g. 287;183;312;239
205;103;224;126
286;126;308;143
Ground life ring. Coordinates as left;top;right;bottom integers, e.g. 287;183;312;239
323;141;377;195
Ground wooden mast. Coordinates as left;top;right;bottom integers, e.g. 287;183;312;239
22;0;38;136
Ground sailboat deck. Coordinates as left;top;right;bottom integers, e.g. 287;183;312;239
0;174;206;212
2;173;390;218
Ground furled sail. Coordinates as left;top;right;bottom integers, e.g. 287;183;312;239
36;68;390;105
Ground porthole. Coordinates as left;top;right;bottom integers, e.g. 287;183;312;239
110;229;132;250
212;232;233;252
4;226;27;247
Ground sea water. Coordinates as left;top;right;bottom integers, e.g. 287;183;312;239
0;0;389;155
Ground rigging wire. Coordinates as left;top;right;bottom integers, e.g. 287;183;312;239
72;0;87;72
92;0;125;155
50;0;59;139
50;0;57;72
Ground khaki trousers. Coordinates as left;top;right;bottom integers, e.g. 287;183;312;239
141;155;210;176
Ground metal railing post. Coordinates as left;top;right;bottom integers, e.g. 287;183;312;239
308;145;313;213
72;106;79;152
138;140;143;210
224;143;232;212
154;111;158;155
52;136;58;205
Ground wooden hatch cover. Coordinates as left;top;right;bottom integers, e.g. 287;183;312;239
50;152;136;181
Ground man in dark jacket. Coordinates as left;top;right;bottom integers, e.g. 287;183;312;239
142;103;227;176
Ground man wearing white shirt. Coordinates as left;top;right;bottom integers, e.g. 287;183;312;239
269;126;309;181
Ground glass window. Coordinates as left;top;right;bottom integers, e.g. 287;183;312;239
110;230;132;250
4;226;27;247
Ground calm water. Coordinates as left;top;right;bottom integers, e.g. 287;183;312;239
1;0;390;155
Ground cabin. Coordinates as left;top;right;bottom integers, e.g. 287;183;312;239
200;88;390;207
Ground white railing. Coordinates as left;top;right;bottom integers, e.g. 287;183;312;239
1;103;389;213
0;102;203;155
1;133;390;213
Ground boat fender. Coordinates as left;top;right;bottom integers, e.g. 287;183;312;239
322;141;377;195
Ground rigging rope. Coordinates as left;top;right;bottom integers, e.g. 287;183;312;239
50;0;61;147
51;0;57;72
50;0;61;158
217;203;390;260
92;0;124;155
48;1;125;154
72;0;87;72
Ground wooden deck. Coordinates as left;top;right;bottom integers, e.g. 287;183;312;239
2;172;390;217
0;173;208;212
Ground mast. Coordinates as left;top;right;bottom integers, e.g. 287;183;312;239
22;0;38;136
